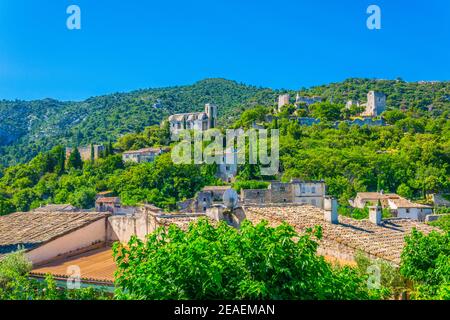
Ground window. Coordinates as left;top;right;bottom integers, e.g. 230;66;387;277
406;209;410;214
203;207;207;212
311;199;316;206
203;198;207;202
311;187;316;194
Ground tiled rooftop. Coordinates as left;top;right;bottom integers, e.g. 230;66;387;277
243;204;438;265
0;211;109;258
153;213;208;231
202;186;232;192
31;246;115;285
33;204;77;212
95;197;120;204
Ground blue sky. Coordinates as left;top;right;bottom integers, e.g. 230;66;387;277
0;0;449;101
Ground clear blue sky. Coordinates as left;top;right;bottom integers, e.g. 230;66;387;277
0;0;449;101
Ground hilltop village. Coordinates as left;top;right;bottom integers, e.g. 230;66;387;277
0;80;450;300
1;84;448;294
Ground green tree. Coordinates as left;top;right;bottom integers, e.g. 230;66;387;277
67;147;83;170
400;229;449;299
113;219;381;300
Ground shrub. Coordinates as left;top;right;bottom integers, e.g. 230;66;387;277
113;218;381;300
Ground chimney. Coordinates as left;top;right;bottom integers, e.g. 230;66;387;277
206;204;226;221
369;205;382;225
324;197;338;224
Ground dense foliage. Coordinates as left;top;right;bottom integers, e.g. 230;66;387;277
1;82;449;213
0;149;219;214
428;215;450;232
266;111;449;204
0;79;278;166
113;219;382;300
2;78;449;167
400;229;450;299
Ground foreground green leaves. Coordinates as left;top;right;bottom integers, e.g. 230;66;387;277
400;228;450;299
113;219;382;300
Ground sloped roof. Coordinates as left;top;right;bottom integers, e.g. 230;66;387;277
355;192;400;200
95;197;120;204
0;212;109;258
152;213;208;231
168;112;208;122
389;198;432;209
123;147;169;155
33;204;77;212
202;186;232;192
31;246;115;285
243;204;438;265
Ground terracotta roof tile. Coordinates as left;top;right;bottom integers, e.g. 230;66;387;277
31;247;115;285
243;204;438;265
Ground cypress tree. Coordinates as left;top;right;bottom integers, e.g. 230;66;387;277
68;147;83;170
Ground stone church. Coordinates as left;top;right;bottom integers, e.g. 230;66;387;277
168;103;218;135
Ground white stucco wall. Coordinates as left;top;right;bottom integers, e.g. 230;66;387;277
107;214;149;242
26;218;107;265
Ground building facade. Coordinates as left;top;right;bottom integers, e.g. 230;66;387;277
66;145;105;162
295;94;322;107
122;147;169;163
194;186;233;213
277;94;290;111
241;180;327;209
216;148;238;183
361;91;386;117
352;192;433;221
168;103;218;135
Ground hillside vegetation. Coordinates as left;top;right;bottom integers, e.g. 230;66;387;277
1;78;449;166
0;79;278;166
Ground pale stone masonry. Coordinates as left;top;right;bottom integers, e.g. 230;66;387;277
122;147;170;163
66;145;105;162
241;180;326;209
361;91;386;117
168;103;218;135
352;192;433;221
277;94;290;111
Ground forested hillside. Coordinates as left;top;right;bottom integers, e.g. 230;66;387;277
0;78;448;167
0;79;278;166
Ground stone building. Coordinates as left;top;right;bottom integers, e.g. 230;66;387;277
95;197;137;216
122;147;169;163
168;103;217;135
345;100;361;109
66;145;105;162
295;94;322;107
351;192;433;221
277;94;290;112
361;91;386;117
216;148;238;183
241;180;327;209
193;186;233;213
